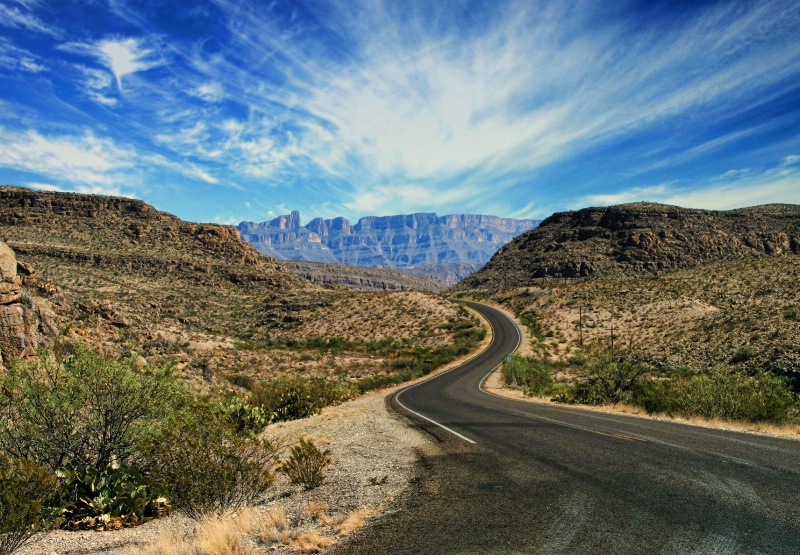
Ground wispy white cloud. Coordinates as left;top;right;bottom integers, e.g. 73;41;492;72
1;126;136;186
26;181;135;198
60;37;161;91
143;153;219;185
191;82;224;103
97;38;160;90
184;0;800;212
0;1;60;37
576;161;800;211
0;38;46;72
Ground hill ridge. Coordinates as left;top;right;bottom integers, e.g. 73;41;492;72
454;202;800;290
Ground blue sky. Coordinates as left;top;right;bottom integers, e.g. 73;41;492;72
1;0;799;224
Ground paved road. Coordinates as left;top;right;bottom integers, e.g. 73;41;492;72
330;301;800;554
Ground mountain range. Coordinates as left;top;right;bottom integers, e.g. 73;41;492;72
237;211;539;284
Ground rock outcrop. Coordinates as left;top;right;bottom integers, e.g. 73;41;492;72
237;212;539;277
454;202;800;290
0;241;58;368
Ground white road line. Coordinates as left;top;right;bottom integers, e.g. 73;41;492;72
395;390;477;444
392;300;517;445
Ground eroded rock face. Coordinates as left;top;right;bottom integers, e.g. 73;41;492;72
0;240;59;367
0;241;21;304
237;211;540;273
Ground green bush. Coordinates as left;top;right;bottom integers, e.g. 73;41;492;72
249;377;355;423
280;438;331;489
635;369;797;423
0;454;58;555
0;345;181;472
140;408;276;520
56;462;164;530
213;397;272;435
557;352;647;405
502;356;554;397
730;347;755;364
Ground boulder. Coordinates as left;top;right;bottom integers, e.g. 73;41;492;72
0;304;28;362
0;241;21;305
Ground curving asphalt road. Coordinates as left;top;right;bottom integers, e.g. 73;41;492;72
329;301;800;555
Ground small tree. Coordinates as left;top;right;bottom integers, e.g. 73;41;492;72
140;407;276;520
0;345;182;472
570;351;647;404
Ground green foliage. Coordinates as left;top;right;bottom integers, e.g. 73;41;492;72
0;454;58;555
784;308;798;321
730;347;755;364
56;462;163;530
213;397;272;435
0;345;182;472
140;407;276;520
557;351;647;405
635;369;798;424
249;377;356;423
279;438;331;489
502;356;554;397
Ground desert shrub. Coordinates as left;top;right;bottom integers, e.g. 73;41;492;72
557;352;647;405
634;369;797;423
280;438;331;489
140;407;276;520
56;462;165;530
730;347;756;364
213;397;272;435
0;454;58;555
249;377;355;423
0;345;182;472
502;356;554;397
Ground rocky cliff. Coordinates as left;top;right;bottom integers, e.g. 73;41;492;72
0;241;59;368
237;211;539;276
454;202;800;290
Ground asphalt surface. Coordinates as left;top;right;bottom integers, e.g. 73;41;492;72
329;301;800;555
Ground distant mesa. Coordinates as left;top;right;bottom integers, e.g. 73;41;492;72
237;210;540;284
453;202;800;291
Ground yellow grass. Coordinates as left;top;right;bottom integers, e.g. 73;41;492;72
132;510;260;555
334;508;375;537
284;531;335;553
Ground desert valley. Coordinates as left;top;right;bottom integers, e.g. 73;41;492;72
0;184;798;554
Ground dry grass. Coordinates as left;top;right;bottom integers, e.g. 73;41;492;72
304;501;334;525
284;531;336;554
256;508;293;544
132;510;260;555
334;508;375;537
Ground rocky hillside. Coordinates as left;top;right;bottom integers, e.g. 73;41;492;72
0;186;474;394
284;261;446;292
455;202;800;290
403;263;484;287
237;211;539;281
451;201;800;387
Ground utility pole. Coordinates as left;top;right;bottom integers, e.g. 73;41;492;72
579;306;583;348
609;321;614;355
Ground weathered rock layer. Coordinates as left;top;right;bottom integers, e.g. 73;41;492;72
237;211;539;276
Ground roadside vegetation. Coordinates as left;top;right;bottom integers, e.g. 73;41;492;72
0;342;386;553
0;304;485;553
464;255;800;431
501;346;800;427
